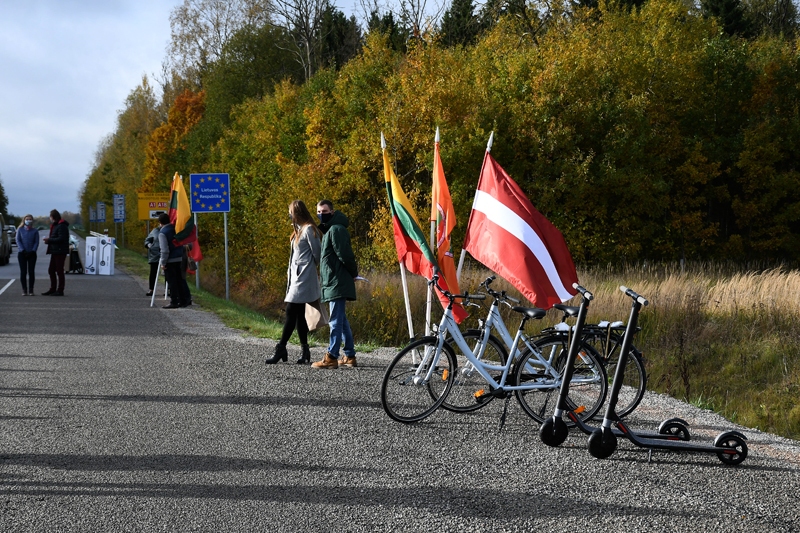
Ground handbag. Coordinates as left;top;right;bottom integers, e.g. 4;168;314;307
305;299;330;331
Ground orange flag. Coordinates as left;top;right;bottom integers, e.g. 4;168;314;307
430;131;467;323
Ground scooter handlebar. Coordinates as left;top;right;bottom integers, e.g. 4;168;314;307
572;283;594;301
620;285;649;306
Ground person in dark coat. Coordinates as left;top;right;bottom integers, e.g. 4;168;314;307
311;200;358;369
266;200;322;365
144;226;161;296
42;209;69;296
157;213;191;309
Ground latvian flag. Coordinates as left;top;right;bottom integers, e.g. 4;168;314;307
463;152;578;309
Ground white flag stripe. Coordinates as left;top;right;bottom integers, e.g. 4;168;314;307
473;190;574;301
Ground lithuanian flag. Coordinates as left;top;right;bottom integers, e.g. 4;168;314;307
168;173;202;264
383;135;467;322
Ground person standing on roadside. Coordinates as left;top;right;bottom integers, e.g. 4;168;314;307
311;200;358;370
266;200;322;366
42;209;69;296
16;214;39;296
157;213;191;309
144;225;161;297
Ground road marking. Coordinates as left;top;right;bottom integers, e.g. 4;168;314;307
0;279;15;295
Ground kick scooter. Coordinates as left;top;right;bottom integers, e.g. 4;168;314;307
585;286;748;465
539;284;690;447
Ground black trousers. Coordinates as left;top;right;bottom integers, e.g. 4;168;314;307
48;254;66;292
164;262;191;305
18;251;37;292
149;262;159;291
279;302;310;346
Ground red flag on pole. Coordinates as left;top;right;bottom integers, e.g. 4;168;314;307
463;150;578;309
430;132;467;323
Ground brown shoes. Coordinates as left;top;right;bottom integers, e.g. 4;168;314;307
339;355;357;367
311;352;339;369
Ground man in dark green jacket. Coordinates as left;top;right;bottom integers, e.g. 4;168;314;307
312;200;358;369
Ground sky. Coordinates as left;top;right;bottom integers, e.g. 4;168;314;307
0;0;180;219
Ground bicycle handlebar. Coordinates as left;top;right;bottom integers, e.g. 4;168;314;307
481;275;520;304
430;274;486;302
620;285;649;306
572;282;594;301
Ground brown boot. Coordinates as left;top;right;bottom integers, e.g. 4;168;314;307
311;352;339;369
339;355;357;367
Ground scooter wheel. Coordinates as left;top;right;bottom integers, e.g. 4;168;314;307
540;417;568;447
714;431;748;465
658;419;691;441
588;427;617;459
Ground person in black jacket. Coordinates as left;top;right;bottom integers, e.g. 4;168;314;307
42;209;70;296
157;213;191;309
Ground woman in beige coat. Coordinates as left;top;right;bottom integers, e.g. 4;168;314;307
266;200;322;365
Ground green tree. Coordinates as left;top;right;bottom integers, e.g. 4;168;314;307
700;0;753;37
320;7;362;69
366;10;409;52
439;0;482;47
0;174;9;218
744;0;798;38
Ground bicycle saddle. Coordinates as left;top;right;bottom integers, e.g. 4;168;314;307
553;304;580;317
511;306;547;319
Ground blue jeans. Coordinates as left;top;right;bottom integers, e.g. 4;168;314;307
327;298;355;358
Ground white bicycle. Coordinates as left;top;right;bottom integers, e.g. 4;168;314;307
380;275;607;424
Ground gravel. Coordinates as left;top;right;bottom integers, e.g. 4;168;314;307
1;267;799;532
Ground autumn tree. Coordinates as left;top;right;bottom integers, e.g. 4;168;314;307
141;90;207;193
80;78;162;236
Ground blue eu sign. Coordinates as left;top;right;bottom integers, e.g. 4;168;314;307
189;173;230;213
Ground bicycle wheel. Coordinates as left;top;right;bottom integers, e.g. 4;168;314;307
584;333;647;418
381;337;457;423
514;336;607;424
441;330;508;413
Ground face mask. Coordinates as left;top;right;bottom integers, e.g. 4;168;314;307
319;212;333;224
24;220;32;226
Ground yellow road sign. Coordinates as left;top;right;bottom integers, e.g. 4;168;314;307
137;193;170;220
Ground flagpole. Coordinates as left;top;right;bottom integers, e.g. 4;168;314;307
425;127;442;337
383;132;415;340
456;249;466;282
458;131;492;284
399;262;415;341
150;257;161;307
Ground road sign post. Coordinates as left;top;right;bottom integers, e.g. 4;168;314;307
189;173;231;300
113;194;125;248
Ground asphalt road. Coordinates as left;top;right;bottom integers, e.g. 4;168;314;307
1;240;800;532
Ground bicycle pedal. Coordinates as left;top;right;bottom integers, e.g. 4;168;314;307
474;389;488;403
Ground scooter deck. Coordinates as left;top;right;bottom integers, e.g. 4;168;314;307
566;411;689;441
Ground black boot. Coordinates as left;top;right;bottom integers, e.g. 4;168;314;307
297;344;311;365
265;344;288;364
